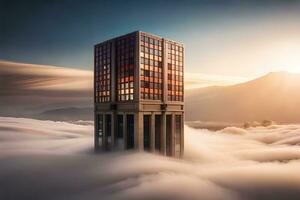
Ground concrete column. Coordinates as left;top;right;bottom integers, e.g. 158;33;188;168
94;112;99;152
123;113;127;150
134;112;143;151
181;113;184;157
111;112;116;150
150;112;155;152
161;112;166;155
172;113;176;157
139;112;144;151
102;113;107;150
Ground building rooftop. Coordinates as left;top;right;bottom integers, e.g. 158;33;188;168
95;30;184;46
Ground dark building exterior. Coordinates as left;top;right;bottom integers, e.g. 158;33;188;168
94;31;184;157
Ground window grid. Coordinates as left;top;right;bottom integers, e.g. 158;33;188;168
140;34;163;100
167;42;183;101
95;42;111;103
116;36;135;101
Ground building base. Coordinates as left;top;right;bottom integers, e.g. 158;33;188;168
94;111;184;157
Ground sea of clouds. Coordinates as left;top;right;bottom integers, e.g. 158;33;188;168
1;117;300;200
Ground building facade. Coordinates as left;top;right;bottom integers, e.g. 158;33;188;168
94;31;184;157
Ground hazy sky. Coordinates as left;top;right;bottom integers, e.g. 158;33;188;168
1;0;300;78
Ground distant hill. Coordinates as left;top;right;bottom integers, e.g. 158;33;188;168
185;71;300;123
35;107;93;121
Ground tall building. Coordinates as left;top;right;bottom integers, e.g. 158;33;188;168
94;31;184;157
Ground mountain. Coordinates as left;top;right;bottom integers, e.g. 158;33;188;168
35;107;93;121
185;71;300;123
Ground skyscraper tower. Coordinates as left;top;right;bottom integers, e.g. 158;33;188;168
94;31;184;157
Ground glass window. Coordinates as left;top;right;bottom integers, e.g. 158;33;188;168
116;35;135;101
95;42;112;103
140;33;163;100
166;42;184;102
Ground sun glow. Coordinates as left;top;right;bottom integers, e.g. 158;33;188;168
270;42;300;73
285;66;300;73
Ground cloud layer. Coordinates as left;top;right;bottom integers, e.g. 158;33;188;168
0;60;93;117
1;117;300;200
0;60;92;96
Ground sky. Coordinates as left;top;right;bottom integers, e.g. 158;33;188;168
1;0;300;80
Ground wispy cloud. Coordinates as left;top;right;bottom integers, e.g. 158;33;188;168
1;60;249;95
185;72;248;89
0;60;93;116
0;60;93;95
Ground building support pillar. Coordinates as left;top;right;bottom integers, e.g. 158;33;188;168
171;113;176;157
161;112;166;155
123;113;127;150
150;112;155;152
181;113;184;157
111;112;117;150
94;112;99;152
102;113;107;150
134;112;143;151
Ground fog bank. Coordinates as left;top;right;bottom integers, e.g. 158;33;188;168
1;117;300;200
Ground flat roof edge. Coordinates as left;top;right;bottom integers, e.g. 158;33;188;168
95;30;184;46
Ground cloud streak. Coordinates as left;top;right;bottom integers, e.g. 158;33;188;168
185;72;248;89
0;60;93;96
0;60;93;117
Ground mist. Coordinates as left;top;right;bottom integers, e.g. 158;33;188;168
0;60;92;118
1;117;300;200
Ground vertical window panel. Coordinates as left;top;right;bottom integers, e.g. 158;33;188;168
95;42;112;103
166;41;184;102
116;35;135;101
140;33;163;100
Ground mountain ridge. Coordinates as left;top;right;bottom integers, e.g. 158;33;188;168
185;71;300;123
